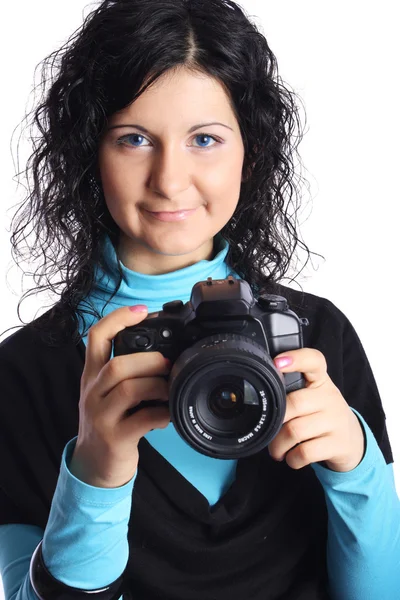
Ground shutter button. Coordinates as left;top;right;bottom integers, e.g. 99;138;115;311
162;300;184;313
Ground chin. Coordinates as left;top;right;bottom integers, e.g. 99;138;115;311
138;232;210;258
151;239;205;257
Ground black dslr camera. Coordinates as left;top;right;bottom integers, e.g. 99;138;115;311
113;276;307;459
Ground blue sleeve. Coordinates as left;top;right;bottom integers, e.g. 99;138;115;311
312;408;400;600
0;436;136;599
0;523;43;600
41;436;135;588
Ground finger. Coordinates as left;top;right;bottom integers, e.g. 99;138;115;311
83;305;148;381
282;386;323;424
95;351;169;397
102;376;169;423
273;348;329;387
284;435;333;470
120;404;171;442
268;412;330;462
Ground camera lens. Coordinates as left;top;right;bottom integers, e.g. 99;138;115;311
168;333;287;459
208;379;258;419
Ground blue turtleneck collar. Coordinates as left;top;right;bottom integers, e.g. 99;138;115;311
77;232;241;340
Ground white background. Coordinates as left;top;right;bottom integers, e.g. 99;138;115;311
0;1;399;597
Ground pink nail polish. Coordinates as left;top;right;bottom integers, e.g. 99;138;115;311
274;356;293;369
129;305;148;312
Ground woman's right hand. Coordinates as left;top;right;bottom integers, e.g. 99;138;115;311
69;305;171;488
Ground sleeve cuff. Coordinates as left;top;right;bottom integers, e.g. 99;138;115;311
311;407;388;485
61;437;137;504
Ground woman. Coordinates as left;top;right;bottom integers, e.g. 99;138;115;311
0;1;399;599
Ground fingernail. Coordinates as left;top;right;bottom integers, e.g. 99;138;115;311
274;356;293;369
164;358;172;368
129;305;148;312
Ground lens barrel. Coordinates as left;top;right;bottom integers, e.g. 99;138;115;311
168;333;287;459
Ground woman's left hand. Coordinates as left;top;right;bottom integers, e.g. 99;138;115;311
268;348;365;472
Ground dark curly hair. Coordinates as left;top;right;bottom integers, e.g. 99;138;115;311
6;0;322;346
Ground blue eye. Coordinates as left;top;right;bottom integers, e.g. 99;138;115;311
116;133;219;149
193;134;218;148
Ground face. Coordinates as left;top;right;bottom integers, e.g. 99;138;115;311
97;67;245;274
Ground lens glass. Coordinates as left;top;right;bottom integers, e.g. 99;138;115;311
208;379;259;419
191;372;263;436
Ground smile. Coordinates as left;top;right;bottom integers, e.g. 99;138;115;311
144;208;198;222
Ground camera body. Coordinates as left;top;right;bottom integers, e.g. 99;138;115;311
114;276;307;459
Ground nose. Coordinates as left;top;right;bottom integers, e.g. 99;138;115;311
148;143;191;199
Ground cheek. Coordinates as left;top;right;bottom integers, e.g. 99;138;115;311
100;161;128;195
99;173;135;226
99;161;139;217
98;144;131;193
104;194;137;230
203;154;244;201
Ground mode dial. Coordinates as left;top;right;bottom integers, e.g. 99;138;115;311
257;295;288;312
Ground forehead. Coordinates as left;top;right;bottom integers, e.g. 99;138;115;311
107;68;236;128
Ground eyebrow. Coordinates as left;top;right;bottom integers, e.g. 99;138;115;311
107;122;234;134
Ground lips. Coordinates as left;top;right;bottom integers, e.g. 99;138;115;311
144;207;198;222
